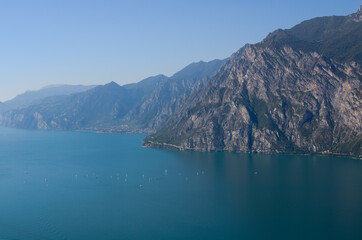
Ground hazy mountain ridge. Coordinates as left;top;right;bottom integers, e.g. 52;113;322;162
0;84;96;112
144;8;362;157
0;82;134;131
0;60;225;132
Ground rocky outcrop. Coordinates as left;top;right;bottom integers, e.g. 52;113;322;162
145;44;361;157
349;5;362;22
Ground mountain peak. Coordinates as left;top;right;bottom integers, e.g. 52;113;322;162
104;81;120;87
171;59;226;80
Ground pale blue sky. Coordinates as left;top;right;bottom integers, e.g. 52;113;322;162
0;0;359;101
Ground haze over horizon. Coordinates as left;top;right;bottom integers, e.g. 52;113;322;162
0;0;359;102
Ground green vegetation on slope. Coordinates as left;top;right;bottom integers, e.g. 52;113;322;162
259;15;362;64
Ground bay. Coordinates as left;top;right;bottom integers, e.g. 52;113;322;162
0;127;361;239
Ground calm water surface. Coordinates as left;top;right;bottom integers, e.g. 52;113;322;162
0;127;361;240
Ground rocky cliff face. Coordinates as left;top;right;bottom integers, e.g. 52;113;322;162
145;7;362;157
145;44;361;157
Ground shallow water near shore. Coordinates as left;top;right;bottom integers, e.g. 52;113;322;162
0;127;361;240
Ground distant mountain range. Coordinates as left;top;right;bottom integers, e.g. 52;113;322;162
0;84;95;112
1;7;361;157
0;59;225;132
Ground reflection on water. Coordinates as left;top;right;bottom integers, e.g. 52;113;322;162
0;127;361;240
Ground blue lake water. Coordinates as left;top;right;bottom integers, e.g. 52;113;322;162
0;127;361;240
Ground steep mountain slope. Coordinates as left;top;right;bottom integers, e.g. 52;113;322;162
0;59;225;132
259;6;362;64
145;8;362;157
123;59;226;130
0;84;95;112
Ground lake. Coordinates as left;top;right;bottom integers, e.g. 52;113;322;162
0;127;361;239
